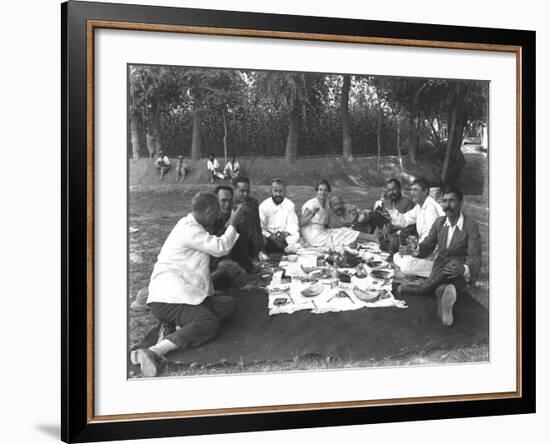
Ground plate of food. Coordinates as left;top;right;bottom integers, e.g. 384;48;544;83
266;283;291;294
309;268;335;282
370;269;393;280
365;259;385;268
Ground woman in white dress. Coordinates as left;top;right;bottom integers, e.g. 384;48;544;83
300;180;378;248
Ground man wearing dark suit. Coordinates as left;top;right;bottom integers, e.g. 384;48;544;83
397;186;482;326
233;176;266;270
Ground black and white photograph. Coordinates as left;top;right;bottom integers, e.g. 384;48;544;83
127;64;490;379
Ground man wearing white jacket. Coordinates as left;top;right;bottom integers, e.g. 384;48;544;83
131;192;246;377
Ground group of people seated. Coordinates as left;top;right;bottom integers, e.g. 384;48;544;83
154;151;188;182
153;151;240;183
131;174;482;377
207;153;241;183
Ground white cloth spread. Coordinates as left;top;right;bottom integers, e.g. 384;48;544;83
267;250;407;315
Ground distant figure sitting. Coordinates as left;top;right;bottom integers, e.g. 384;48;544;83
207;153;224;183
154;151;171;180
223;155;241;182
175;155;188;183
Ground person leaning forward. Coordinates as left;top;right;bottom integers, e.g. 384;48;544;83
130;192;246;377
397;186;482;327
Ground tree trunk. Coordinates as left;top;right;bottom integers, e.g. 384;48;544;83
428;118;441;145
341;75;353;160
130;115;141;159
376;98;382;173
407;117;418;165
150;104;162;156
223;112;228;163
285;105;300;164
146;132;156;158
396;117;403;172
191;108;202;161
441;84;468;185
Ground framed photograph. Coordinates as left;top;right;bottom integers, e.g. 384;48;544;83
62;0;535;442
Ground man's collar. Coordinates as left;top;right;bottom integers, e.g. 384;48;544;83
444;212;464;229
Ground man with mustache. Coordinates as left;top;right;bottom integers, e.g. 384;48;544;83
396;186;482;326
259;178;300;253
372;179;416;251
389;177;445;277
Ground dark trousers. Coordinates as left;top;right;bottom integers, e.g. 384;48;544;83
264;233;287;253
231;235;255;271
409;270;468;297
148;294;235;350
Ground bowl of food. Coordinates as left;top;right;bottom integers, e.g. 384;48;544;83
352;286;380;302
301;282;324;297
355;263;368;278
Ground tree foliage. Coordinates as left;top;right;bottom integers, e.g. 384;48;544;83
128;64;488;181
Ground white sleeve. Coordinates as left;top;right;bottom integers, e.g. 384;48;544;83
390;205;418;227
423;203;443;232
286;203;300;239
183;225;239;257
301;198;317;215
259;202;271;238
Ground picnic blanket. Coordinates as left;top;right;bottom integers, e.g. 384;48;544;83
132;286;489;368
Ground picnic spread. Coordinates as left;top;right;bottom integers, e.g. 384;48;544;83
266;242;408;315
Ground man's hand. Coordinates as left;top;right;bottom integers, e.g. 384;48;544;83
229;203;248;227
443;259;465;279
398;245;411;256
258;251;269;261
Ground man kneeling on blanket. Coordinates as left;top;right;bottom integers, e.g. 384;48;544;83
131;192;246;377
396;186;481;327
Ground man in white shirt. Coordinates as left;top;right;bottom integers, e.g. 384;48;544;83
259;178;300;253
154;151;171;180
130;192;246;377
397;186;482;326
223;154;241;181
388;178;445;277
206;153;224;183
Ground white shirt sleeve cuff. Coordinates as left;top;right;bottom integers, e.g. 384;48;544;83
463;264;470;282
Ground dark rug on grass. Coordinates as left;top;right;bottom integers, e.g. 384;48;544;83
133;287;488;368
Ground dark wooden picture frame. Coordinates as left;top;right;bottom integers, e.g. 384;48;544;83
62;1;536;442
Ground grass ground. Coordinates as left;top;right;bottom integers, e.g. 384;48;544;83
129;174;489;377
